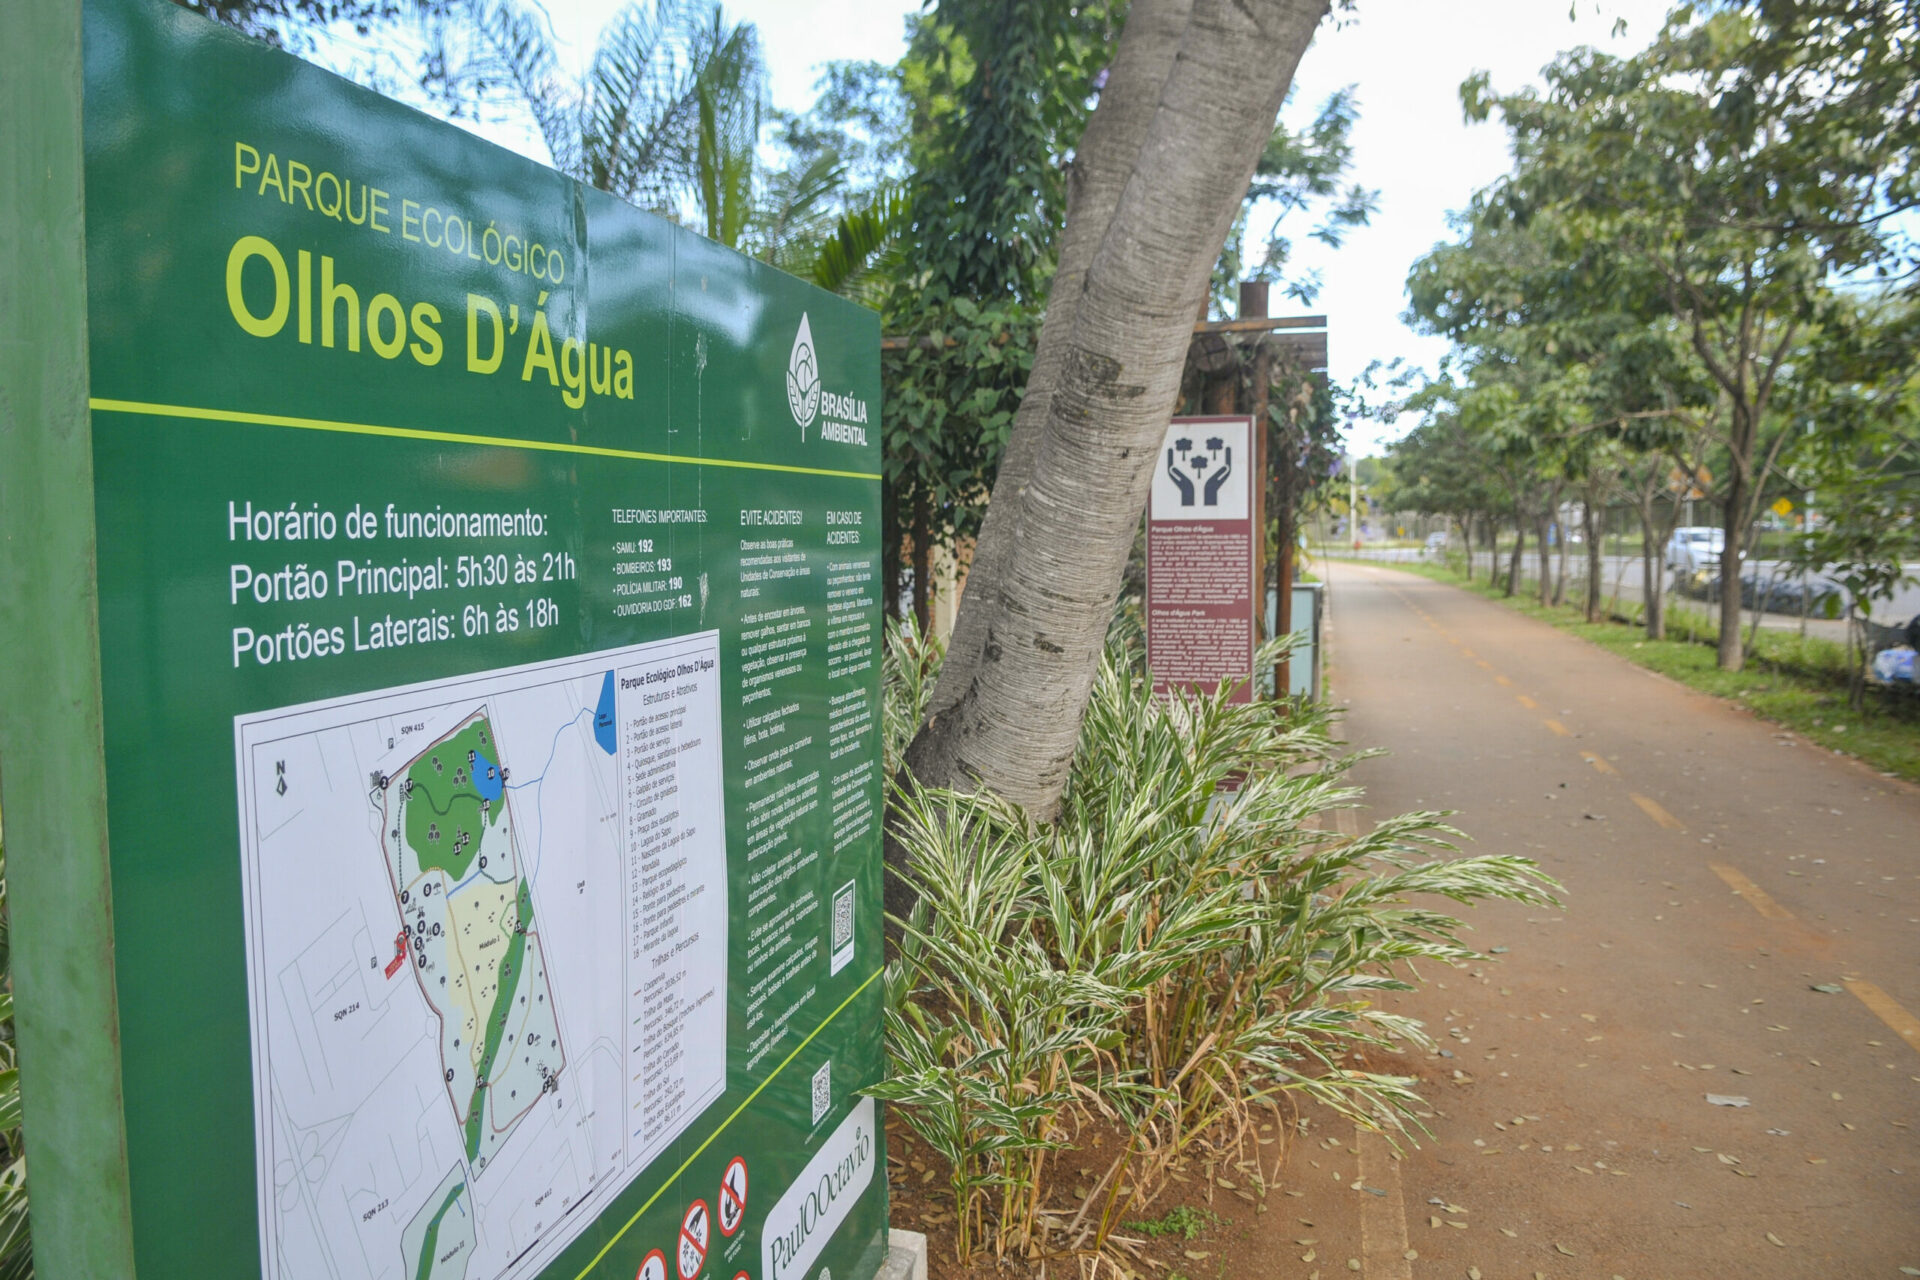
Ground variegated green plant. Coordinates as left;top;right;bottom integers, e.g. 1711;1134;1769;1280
872;626;1560;1263
0;816;30;1280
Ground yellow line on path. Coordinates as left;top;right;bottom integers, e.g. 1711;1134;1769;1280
1475;659;1493;670
1843;979;1920;1056
1631;792;1687;831
1493;674;1513;686
1709;863;1794;921
91;396;883;482
1357;1127;1413;1280
1461;648;1476;658
1543;719;1572;737
1581;751;1617;776
1515;695;1538;709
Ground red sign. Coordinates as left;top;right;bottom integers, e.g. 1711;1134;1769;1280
1146;416;1257;703
677;1200;710;1280
383;930;408;979
718;1156;748;1236
637;1249;668;1280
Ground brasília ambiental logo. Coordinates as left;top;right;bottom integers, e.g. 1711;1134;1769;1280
787;313;821;437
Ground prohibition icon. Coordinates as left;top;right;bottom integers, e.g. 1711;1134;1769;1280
718;1156;748;1237
677;1199;710;1280
636;1249;668;1280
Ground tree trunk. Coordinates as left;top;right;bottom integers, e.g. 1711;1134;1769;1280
1583;491;1602;622
1536;513;1553;607
881;479;902;621
1460;514;1474;581
1718;416;1751;671
1636;495;1665;640
1505;520;1524;598
905;0;1331;818
926;0;1196;720
911;488;932;636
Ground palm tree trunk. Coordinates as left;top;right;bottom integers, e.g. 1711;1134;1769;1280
926;0;1195;720
904;0;1332;817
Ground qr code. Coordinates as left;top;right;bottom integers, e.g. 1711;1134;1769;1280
810;1059;832;1125
832;882;855;952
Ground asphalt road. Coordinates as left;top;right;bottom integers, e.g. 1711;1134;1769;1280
1333;545;1920;639
1259;560;1920;1279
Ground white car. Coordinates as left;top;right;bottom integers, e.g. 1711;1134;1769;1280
1665;526;1724;575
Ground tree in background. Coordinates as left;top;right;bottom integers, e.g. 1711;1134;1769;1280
422;0;763;229
1209;86;1377;313
1781;299;1920;691
173;0;432;49
1468;1;1919;670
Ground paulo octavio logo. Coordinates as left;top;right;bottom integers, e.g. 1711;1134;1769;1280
785;312;870;447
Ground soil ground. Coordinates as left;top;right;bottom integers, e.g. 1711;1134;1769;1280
887;558;1920;1279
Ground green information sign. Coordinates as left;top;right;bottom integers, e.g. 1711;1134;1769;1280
8;1;887;1276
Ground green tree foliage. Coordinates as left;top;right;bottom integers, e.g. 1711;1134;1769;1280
877;1;1122;626
172;0;436;49
423;0;762;223
1459;0;1918;668
1211;87;1379;311
902;0;1120;305
1782;301;1920;652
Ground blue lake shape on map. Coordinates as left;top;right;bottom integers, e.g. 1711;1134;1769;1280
472;751;504;804
593;670;617;755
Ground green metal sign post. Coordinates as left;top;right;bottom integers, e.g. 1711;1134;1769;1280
0;2;888;1277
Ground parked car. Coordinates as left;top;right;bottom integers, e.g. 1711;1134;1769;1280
1737;570;1842;617
1665;526;1724;576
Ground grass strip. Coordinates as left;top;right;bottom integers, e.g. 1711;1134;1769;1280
1338;554;1920;785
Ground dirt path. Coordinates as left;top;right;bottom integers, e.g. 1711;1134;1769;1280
1247;560;1920;1279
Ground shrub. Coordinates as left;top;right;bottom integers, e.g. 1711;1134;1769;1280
872;626;1559;1264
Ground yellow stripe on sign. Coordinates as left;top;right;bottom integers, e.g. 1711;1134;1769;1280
1515;694;1538;709
1844;979;1920;1055
1581;751;1617;776
89;397;884;482
1630;792;1686;831
1709;863;1794;921
1543;719;1572;737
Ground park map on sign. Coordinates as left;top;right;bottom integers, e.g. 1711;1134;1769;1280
236;640;729;1280
379;710;565;1173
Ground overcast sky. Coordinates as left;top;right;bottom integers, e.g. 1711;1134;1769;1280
437;0;1679;455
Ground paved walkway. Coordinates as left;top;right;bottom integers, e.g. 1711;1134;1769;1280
1262;560;1920;1279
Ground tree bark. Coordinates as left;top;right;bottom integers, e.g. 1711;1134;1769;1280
927;0;1196;720
1505;520;1524;598
1582;487;1602;622
1536;512;1553;607
1717;407;1752;671
881;479;902;621
911;487;932;636
905;0;1331;818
